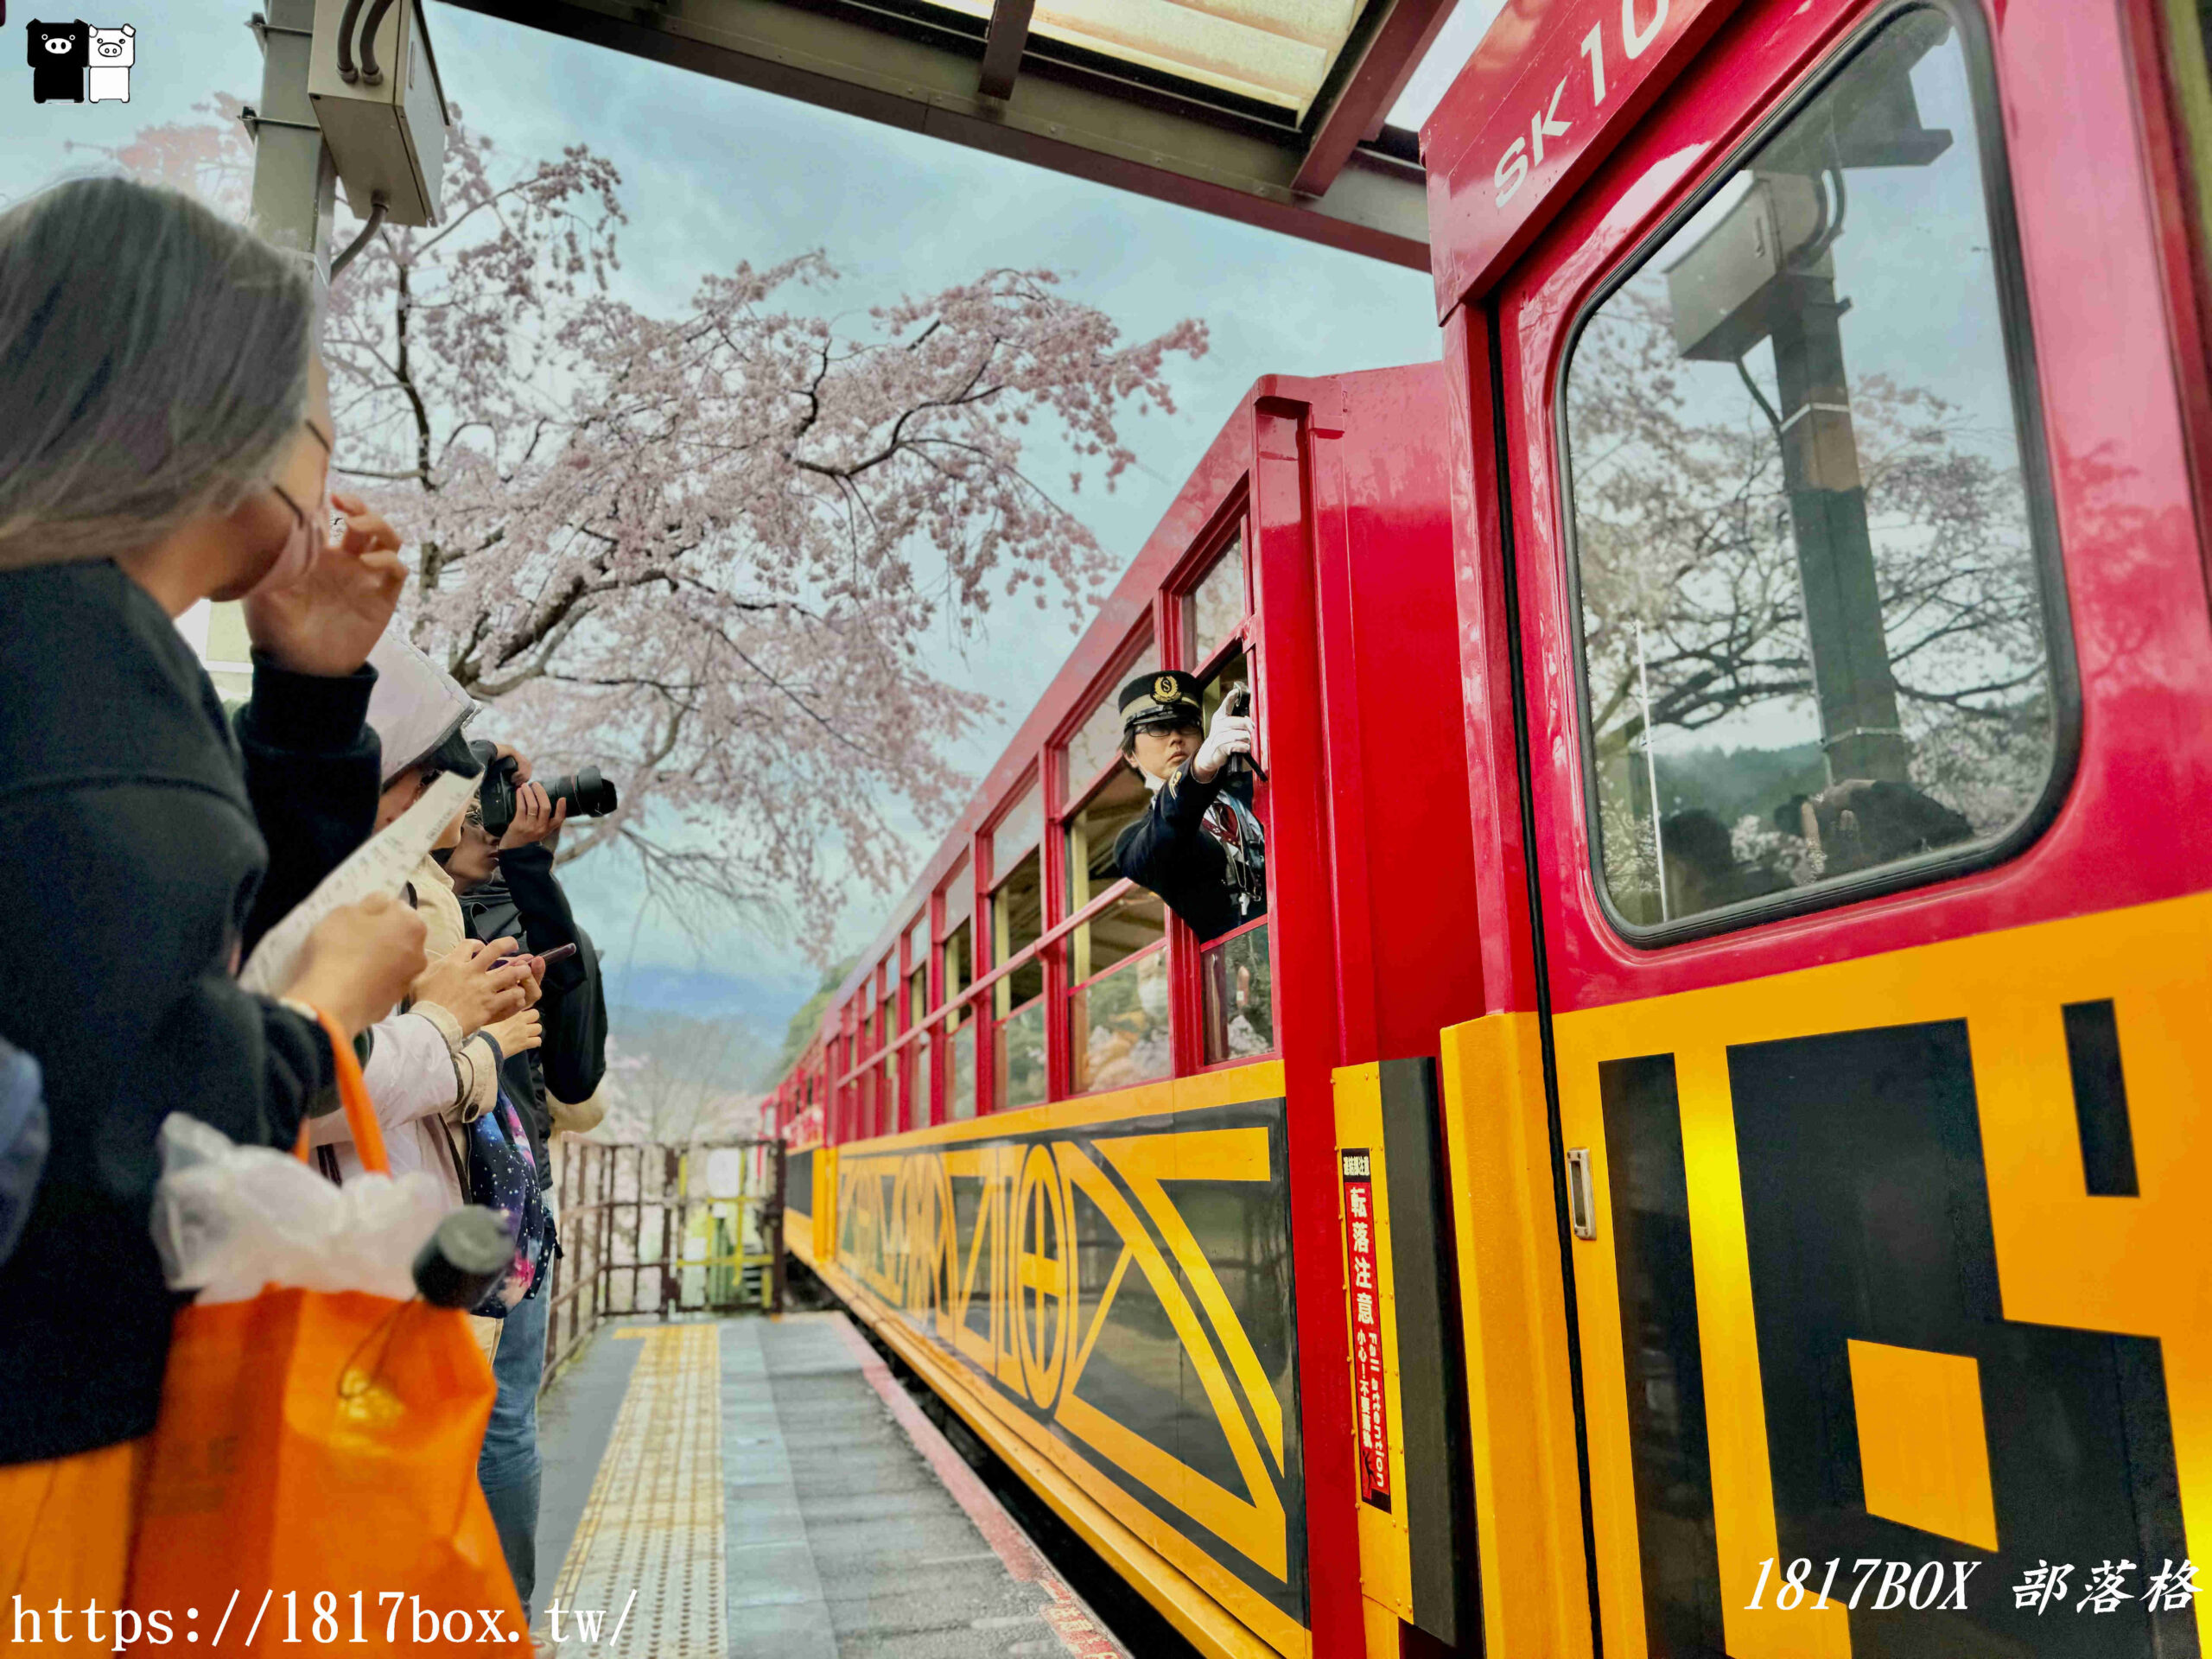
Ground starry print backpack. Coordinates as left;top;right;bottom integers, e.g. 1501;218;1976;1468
447;1089;551;1318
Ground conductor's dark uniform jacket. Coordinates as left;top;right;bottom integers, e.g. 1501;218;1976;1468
1112;764;1266;944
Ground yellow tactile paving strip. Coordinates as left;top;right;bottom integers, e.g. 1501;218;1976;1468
546;1324;727;1657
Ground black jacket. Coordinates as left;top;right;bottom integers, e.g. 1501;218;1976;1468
1112;766;1267;944
0;562;378;1464
457;843;607;1185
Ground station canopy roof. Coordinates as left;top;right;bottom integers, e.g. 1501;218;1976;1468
437;0;1477;270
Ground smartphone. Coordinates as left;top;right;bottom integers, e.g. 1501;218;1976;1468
498;941;579;969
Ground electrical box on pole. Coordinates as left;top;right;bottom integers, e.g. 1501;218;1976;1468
307;0;449;226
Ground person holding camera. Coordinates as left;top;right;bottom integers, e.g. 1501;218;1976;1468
0;177;430;1598
440;745;611;1624
446;748;612;1144
304;635;544;1196
1112;670;1267;943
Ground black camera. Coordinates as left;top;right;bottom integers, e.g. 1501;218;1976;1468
1223;683;1264;782
469;739;619;837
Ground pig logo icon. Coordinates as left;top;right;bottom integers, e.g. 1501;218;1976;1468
27;19;88;104
86;20;128;101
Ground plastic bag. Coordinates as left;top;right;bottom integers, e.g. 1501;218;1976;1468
129;1010;519;1653
152;1113;446;1303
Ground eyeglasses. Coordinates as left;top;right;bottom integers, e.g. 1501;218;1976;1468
268;419;335;526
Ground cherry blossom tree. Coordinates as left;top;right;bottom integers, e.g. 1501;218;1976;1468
110;103;1206;938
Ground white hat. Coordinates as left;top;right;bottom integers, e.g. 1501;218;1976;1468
365;631;478;788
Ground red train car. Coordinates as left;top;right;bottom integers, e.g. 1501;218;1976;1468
779;362;1476;1658
1428;2;2212;1656
774;2;2212;1656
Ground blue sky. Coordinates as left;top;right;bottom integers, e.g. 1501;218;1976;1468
4;1;1487;1035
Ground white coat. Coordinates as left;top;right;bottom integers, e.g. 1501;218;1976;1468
310;640;499;1200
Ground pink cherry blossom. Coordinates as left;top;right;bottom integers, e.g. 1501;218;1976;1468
114;105;1208;943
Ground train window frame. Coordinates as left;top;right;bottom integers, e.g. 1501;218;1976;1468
1551;0;2080;950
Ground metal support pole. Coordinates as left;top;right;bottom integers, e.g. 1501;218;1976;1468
660;1146;680;1317
769;1141;787;1316
246;0;338;292
1769;276;1910;785
1634;621;1670;920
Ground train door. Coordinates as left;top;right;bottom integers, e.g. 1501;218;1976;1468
1464;0;2212;1655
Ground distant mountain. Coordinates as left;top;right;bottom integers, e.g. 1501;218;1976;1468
597;960;816;1028
1650;741;1827;827
606;1006;774;1094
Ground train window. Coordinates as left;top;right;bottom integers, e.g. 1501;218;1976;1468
1185;528;1247;661
944;919;976;1121
1071;895;1170;1094
1562;5;2065;936
998;998;1046;1109
991;781;1042;878
948;1017;977;1121
1197;647;1274;1062
878;981;896;1130
905;913;928;985
993;854;1044;988
1066;767;1150;912
1203;918;1274;1063
944;918;972;1003
1065;638;1159;791
1065;741;1169;1094
1199;645;1252;728
991;849;1046;1109
907;965;931;1125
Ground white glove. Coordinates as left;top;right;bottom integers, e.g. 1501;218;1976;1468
1192;699;1255;782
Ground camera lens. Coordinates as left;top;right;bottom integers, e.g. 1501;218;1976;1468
547;766;619;820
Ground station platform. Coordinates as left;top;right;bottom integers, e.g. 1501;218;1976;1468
533;1313;1129;1659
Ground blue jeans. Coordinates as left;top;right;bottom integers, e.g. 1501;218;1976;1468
479;1213;550;1616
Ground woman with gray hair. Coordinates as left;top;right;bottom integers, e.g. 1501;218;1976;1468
0;175;429;1598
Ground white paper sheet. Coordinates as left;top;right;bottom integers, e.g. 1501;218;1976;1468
239;768;478;997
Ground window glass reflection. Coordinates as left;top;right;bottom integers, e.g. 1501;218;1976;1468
993;849;1044;1011
1202;920;1273;1064
998;1000;1047;1110
1067;642;1159;789
943;861;974;940
1187;530;1247;660
1073;945;1171;1095
992;784;1042;878
947;1018;976;1121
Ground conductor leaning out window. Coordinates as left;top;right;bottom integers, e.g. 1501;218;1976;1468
1111;670;1266;944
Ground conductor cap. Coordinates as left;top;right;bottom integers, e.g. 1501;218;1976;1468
1118;670;1204;733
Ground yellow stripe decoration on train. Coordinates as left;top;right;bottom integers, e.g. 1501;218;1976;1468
823;1076;1305;1631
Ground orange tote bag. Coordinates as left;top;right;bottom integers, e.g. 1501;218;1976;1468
126;1012;524;1652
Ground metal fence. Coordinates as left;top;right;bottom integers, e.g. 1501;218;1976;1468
542;1138;786;1383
